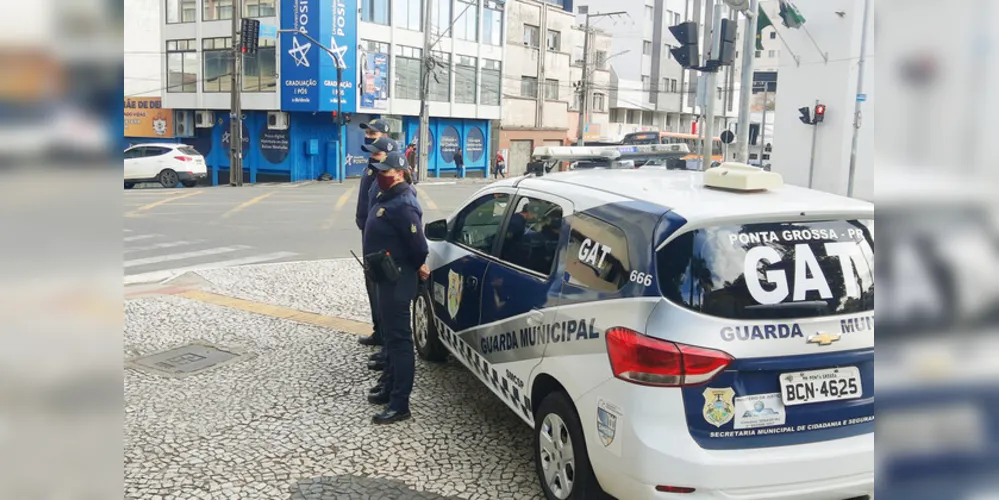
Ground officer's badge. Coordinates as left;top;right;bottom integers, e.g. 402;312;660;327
411;224;417;233
447;270;462;320
702;387;736;427
367;169;373;176
377;207;385;217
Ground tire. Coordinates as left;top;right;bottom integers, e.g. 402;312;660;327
124;182;135;189
158;169;180;188
181;180;197;188
534;391;604;500
412;288;448;363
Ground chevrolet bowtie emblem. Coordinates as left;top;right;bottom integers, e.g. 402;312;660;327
807;332;841;346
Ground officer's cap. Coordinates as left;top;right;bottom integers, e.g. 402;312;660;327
371;152;409;171
362;136;397;154
360;119;389;134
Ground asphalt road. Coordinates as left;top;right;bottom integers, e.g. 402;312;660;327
123;180;490;284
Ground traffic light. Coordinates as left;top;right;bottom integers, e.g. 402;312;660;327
813;104;826;123
669;22;700;69
241;19;260;54
798;106;812;124
717;19;738;66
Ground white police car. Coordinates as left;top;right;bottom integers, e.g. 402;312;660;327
412;151;874;500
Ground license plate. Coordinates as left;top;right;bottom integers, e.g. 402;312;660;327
780;367;862;406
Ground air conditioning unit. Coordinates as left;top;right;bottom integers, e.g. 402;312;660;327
195;110;214;128
267;111;290;130
174;110;194;137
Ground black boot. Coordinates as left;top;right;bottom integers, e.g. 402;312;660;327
372;409;411;424
367;392;390;405
359;335;382;347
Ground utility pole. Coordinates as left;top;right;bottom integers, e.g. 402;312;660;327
417;0;434;182
759;82;769;163
734;0;759;163
229;0;244;186
576;9;625;146
847;0;872;197
700;0;720;170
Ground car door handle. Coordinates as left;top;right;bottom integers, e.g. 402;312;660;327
465;276;478;289
526;310;544;327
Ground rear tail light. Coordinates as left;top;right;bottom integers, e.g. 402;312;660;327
605;327;733;387
656;485;696;494
174;156;192;162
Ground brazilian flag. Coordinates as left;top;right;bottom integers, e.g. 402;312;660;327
779;0;806;28
755;8;773;51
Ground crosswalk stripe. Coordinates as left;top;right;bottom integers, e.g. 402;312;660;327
123;234;161;242
124;245;251;268
123;252;299;285
124;240;203;254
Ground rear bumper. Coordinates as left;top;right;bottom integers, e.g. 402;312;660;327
177;171;207;181
578;380;874;500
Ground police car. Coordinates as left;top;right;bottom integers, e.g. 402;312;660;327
412;146;875;500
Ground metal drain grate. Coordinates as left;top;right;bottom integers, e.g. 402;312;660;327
128;342;247;377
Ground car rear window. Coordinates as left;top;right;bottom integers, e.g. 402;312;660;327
178;146;201;156
657;219;874;320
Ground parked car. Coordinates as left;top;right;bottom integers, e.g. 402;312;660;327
124;143;206;188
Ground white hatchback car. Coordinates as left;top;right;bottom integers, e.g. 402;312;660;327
124;143;207;189
414;158;874;500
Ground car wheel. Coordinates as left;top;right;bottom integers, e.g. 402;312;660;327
124;182;135;189
412;288;448;363
535;391;604;500
158;169;180;188
181;180;197;188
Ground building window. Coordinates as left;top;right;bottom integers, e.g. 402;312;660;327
433;0;452;36
395;45;423;100
243;39;276;91
642;110;654;125
454;0;478;41
593;93;605;112
659;77;667;93
544;79;559;100
481;59;501;105
674;12;681;25
645;5;654;20
428;51;451;102
642;76;650;91
570;92;581;111
362;0;391;25
671;78;677;92
244;0;276;17
166;39;198;93
520;76;538;98
523;24;540;48
571;46;584;66
768;50;776;58
547;30;561;52
395;0;422;31
595;50;607;69
643;41;653;56
203;0;234;21
770;31;777;39
202;37;232;93
166;0;196;23
455;55;477;104
360;40;391;99
755;50;762;58
483;1;504;46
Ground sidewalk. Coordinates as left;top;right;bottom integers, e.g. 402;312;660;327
124;259;543;500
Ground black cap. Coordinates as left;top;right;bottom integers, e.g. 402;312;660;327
371;152;409;171
359;119;389;134
362;136;398;154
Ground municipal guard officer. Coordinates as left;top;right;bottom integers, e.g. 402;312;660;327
363;151;429;424
355;119;395;349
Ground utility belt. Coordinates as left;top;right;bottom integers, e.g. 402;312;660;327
363;250;403;283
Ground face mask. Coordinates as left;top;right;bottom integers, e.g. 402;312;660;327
376;173;396;191
364;136;377;145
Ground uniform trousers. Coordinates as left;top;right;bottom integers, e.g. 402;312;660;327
375;267;418;413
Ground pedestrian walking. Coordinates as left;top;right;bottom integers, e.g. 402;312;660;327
362;151;429;424
355;119;393;350
452;148;464;177
494;152;506;179
405;142;418;184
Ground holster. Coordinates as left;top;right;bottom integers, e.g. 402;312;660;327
364;250;401;283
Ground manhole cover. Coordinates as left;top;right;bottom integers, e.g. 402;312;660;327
128;342;247;377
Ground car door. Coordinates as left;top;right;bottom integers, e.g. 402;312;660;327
429;190;515;335
141;146;171;177
123;147;144;180
472;189;573;420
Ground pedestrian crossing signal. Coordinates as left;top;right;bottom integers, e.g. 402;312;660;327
240;19;261;54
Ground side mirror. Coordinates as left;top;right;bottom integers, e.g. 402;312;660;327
425;219;448;241
526;161;545;176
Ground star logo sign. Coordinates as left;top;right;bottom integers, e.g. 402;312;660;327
288;36;312;68
328;37;348;69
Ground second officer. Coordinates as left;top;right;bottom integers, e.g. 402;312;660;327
362;151;429;424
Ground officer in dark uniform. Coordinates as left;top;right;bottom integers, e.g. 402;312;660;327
355;119;395;349
363;151;429;424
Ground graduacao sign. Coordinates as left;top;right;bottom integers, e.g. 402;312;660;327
280;0;358;112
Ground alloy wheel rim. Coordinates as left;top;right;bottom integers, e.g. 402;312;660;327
414;296;429;348
538;412;575;499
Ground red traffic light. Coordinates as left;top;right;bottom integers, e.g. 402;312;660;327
814;104;826;123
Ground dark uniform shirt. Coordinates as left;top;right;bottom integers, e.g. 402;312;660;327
368;177;417;211
355;163;378;231
362;182;428;269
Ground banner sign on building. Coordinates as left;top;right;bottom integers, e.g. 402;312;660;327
280;0;358;112
360;51;389;109
124;97;173;138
